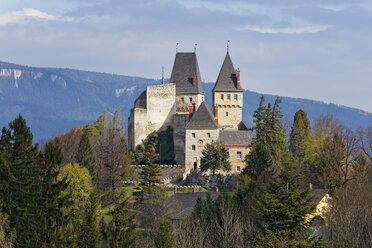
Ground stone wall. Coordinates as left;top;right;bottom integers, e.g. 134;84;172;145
128;83;176;150
225;146;250;174
129;164;184;184
213;91;243;129
176;93;204;114
184;128;219;176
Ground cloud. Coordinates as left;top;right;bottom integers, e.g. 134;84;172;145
0;8;74;26
238;24;333;34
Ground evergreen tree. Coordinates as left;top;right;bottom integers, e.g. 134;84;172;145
39;138;71;247
243;96;288;182
75;131;96;180
255;162;315;244
110;192;137;248
200;140;231;174
76;190;102;248
154;218;173;248
289;109;312;159
0;115;43;248
140;145;162;188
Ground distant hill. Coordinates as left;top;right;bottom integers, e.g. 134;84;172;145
1;61;371;142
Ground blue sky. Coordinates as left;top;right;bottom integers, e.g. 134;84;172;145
1;0;372;113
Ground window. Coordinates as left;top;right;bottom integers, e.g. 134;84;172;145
181;97;184;102
198;139;203;147
234;94;238;100
192;145;196;150
237;166;241;172
227;94;231;100
237;151;242;159
207;133;211;138
220;94;224;100
192;133;195;138
202;96;204;101
226;112;228;116
189;97;193;103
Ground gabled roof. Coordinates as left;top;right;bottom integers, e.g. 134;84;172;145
213;52;243;92
219;130;252;145
169;52;204;94
186;101;218;129
310;189;329;205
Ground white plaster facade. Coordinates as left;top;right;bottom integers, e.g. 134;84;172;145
213;91;243;129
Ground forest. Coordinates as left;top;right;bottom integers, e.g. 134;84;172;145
0;96;371;248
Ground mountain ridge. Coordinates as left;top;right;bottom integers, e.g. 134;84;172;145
0;61;371;142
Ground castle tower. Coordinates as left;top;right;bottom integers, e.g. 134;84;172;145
170;52;205;165
169;52;205;113
212;52;244;130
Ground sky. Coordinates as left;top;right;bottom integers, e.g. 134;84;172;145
1;0;372;113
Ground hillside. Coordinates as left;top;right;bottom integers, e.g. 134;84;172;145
1;61;371;142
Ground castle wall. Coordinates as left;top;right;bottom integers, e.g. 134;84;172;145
129;83;176;150
184;128;219;175
173;114;189;165
176;93;204;113
147;83;176;132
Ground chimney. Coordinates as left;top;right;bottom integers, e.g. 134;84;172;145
189;104;196;120
192;73;196;85
215;187;219;193
309;183;313;190
214;105;219;125
236;68;240;89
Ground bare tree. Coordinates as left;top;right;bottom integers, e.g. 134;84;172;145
95;108;129;205
322;169;372;247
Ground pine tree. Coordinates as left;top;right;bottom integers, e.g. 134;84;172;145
76;190;102;248
154;218;173;248
289;109;311;159
200;140;231;174
39;138;70;247
110;192;137;248
75;131;96;180
140;145;162;188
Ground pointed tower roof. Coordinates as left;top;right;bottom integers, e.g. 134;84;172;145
169;52;204;94
212;52;243;92
186;101;218;129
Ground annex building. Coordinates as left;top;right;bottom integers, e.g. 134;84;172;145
128;50;252;176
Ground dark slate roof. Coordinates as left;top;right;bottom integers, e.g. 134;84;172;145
165;192;220;220
134;90;146;108
310;189;328;205
219;130;252;145
186;101;218;129
213;52;243;92
169;52;204;94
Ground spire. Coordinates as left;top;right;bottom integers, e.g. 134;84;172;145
212;52;243;92
161;66;164;84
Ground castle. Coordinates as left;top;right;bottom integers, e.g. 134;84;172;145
128;50;252;176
